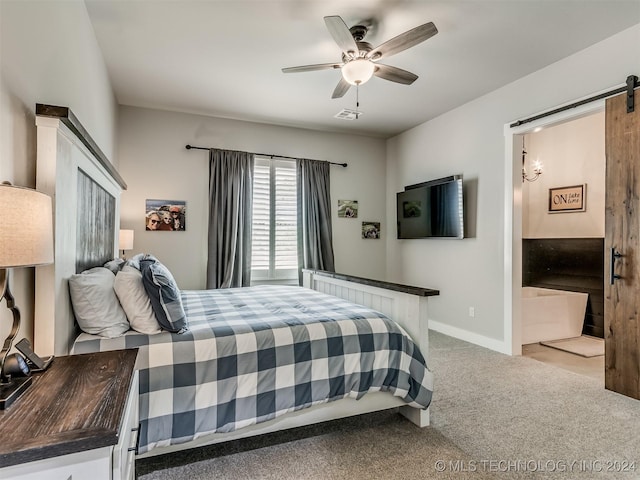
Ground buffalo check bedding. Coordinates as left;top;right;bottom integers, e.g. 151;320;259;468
72;285;433;453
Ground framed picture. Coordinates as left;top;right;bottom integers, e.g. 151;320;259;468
145;199;186;231
548;184;586;213
338;200;358;218
362;221;381;239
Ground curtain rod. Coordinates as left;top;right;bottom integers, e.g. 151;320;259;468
510;74;638;128
185;144;347;167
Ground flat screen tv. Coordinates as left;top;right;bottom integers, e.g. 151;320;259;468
396;175;464;239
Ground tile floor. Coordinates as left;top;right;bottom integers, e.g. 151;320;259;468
522;341;604;383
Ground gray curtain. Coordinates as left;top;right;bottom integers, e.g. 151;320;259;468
206;148;254;288
297;158;335;283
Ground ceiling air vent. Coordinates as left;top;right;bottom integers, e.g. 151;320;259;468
334;109;362;121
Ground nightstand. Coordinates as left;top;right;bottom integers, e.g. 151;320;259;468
0;349;139;480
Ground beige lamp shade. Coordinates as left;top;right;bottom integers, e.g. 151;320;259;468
119;229;134;251
0;184;54;268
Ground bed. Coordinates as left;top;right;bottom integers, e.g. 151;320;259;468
71;282;433;454
32;104;439;458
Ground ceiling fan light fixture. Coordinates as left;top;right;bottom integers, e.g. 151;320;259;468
282;16;437;98
341;59;374;85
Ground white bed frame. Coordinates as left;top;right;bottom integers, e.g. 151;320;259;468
33;106;438;459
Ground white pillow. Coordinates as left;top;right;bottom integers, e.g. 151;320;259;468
68;267;130;338
114;266;161;334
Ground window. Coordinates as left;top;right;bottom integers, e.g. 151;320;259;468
251;157;298;283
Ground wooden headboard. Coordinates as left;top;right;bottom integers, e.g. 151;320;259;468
34;104;126;356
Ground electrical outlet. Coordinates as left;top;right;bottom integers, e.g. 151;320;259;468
468;307;475;317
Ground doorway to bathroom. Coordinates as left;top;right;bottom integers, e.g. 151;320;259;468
519;111;606;380
505;100;606;347
508;86;640;400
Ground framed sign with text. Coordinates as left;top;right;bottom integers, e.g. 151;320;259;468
548;184;586;213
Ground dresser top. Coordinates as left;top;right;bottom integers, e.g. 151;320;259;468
0;349;138;468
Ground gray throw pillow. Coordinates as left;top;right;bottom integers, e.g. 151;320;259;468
140;258;188;333
125;253;147;271
104;258;125;274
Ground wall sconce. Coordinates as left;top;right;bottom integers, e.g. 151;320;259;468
0;182;54;409
119;229;134;259
522;137;543;182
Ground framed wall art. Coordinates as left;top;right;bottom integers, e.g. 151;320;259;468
145;199;186;231
338;200;358;218
548;184;586;213
362;221;380;239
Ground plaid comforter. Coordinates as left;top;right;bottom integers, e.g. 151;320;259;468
72;285;433;453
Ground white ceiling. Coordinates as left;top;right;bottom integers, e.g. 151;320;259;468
84;0;640;139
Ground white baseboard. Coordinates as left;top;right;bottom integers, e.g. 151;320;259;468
429;320;512;355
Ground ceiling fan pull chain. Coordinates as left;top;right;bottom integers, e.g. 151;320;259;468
355;84;360;120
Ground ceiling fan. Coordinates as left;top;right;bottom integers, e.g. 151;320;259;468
282;15;438;99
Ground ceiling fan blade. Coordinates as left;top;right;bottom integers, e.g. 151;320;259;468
324;16;359;56
332;77;351;99
373;64;418;85
367;22;438;61
282;63;342;73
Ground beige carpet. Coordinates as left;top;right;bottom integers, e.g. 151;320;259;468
137;332;640;479
137;413;495;479
540;335;605;357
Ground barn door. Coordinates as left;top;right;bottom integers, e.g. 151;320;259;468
605;87;640;400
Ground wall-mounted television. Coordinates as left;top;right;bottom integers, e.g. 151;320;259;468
396;175;464;239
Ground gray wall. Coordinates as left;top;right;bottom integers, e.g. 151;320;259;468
0;1;118;348
117;106;387;289
386;23;640;352
1;0;638;357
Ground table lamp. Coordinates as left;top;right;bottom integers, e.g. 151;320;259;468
0;182;54;409
119;229;134;259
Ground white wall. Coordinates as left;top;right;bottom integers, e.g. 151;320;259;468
522;112;605;238
0;0;118;348
117;106;387;289
386;23;640;350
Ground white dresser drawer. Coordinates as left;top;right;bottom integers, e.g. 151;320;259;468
112;370;139;480
1;447;112;480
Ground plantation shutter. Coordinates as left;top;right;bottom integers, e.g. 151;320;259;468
251;161;270;271
275;162;297;270
251;157;298;282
